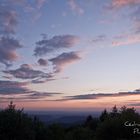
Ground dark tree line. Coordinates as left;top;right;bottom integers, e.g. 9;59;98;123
0;102;140;140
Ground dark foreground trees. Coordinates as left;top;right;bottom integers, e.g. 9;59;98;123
0;102;47;140
96;105;140;140
0;102;140;140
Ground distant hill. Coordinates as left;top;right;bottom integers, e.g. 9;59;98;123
28;111;100;125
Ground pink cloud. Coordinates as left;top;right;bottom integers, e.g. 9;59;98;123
112;34;140;46
110;0;140;8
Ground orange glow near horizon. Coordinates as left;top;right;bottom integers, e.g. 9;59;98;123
1;94;140;111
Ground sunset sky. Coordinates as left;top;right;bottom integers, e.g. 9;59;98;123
0;0;140;111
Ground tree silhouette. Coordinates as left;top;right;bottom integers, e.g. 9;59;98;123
84;115;99;131
0;102;46;140
100;109;108;122
7;101;16;110
0;103;140;140
95;106;140;140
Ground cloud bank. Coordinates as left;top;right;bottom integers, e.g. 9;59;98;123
58;89;140;101
0;80;62;102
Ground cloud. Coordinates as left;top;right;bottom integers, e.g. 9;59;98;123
68;0;84;15
0;80;62;102
0;91;62;102
0;0;48;34
31;78;56;84
109;0;140;9
37;58;48;66
49;51;81;73
57;89;140;101
36;0;47;9
112;34;140;46
0;80;29;95
27;91;62;99
0;36;23;66
104;0;140;35
3;64;52;80
132;6;140;33
107;0;140;34
0;3;18;34
32;0;48;21
92;35;106;43
34;35;80;56
134;21;140;34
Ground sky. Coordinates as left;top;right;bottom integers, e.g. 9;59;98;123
0;0;140;111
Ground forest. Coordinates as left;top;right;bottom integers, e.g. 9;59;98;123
0;102;140;140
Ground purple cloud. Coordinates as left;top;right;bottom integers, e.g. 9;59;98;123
0;36;23;66
0;80;62;102
27;91;62;99
34;35;80;56
0;80;29;95
49;51;81;73
0;0;48;34
37;58;48;66
57;89;140;101
3;64;52;80
0;1;18;34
